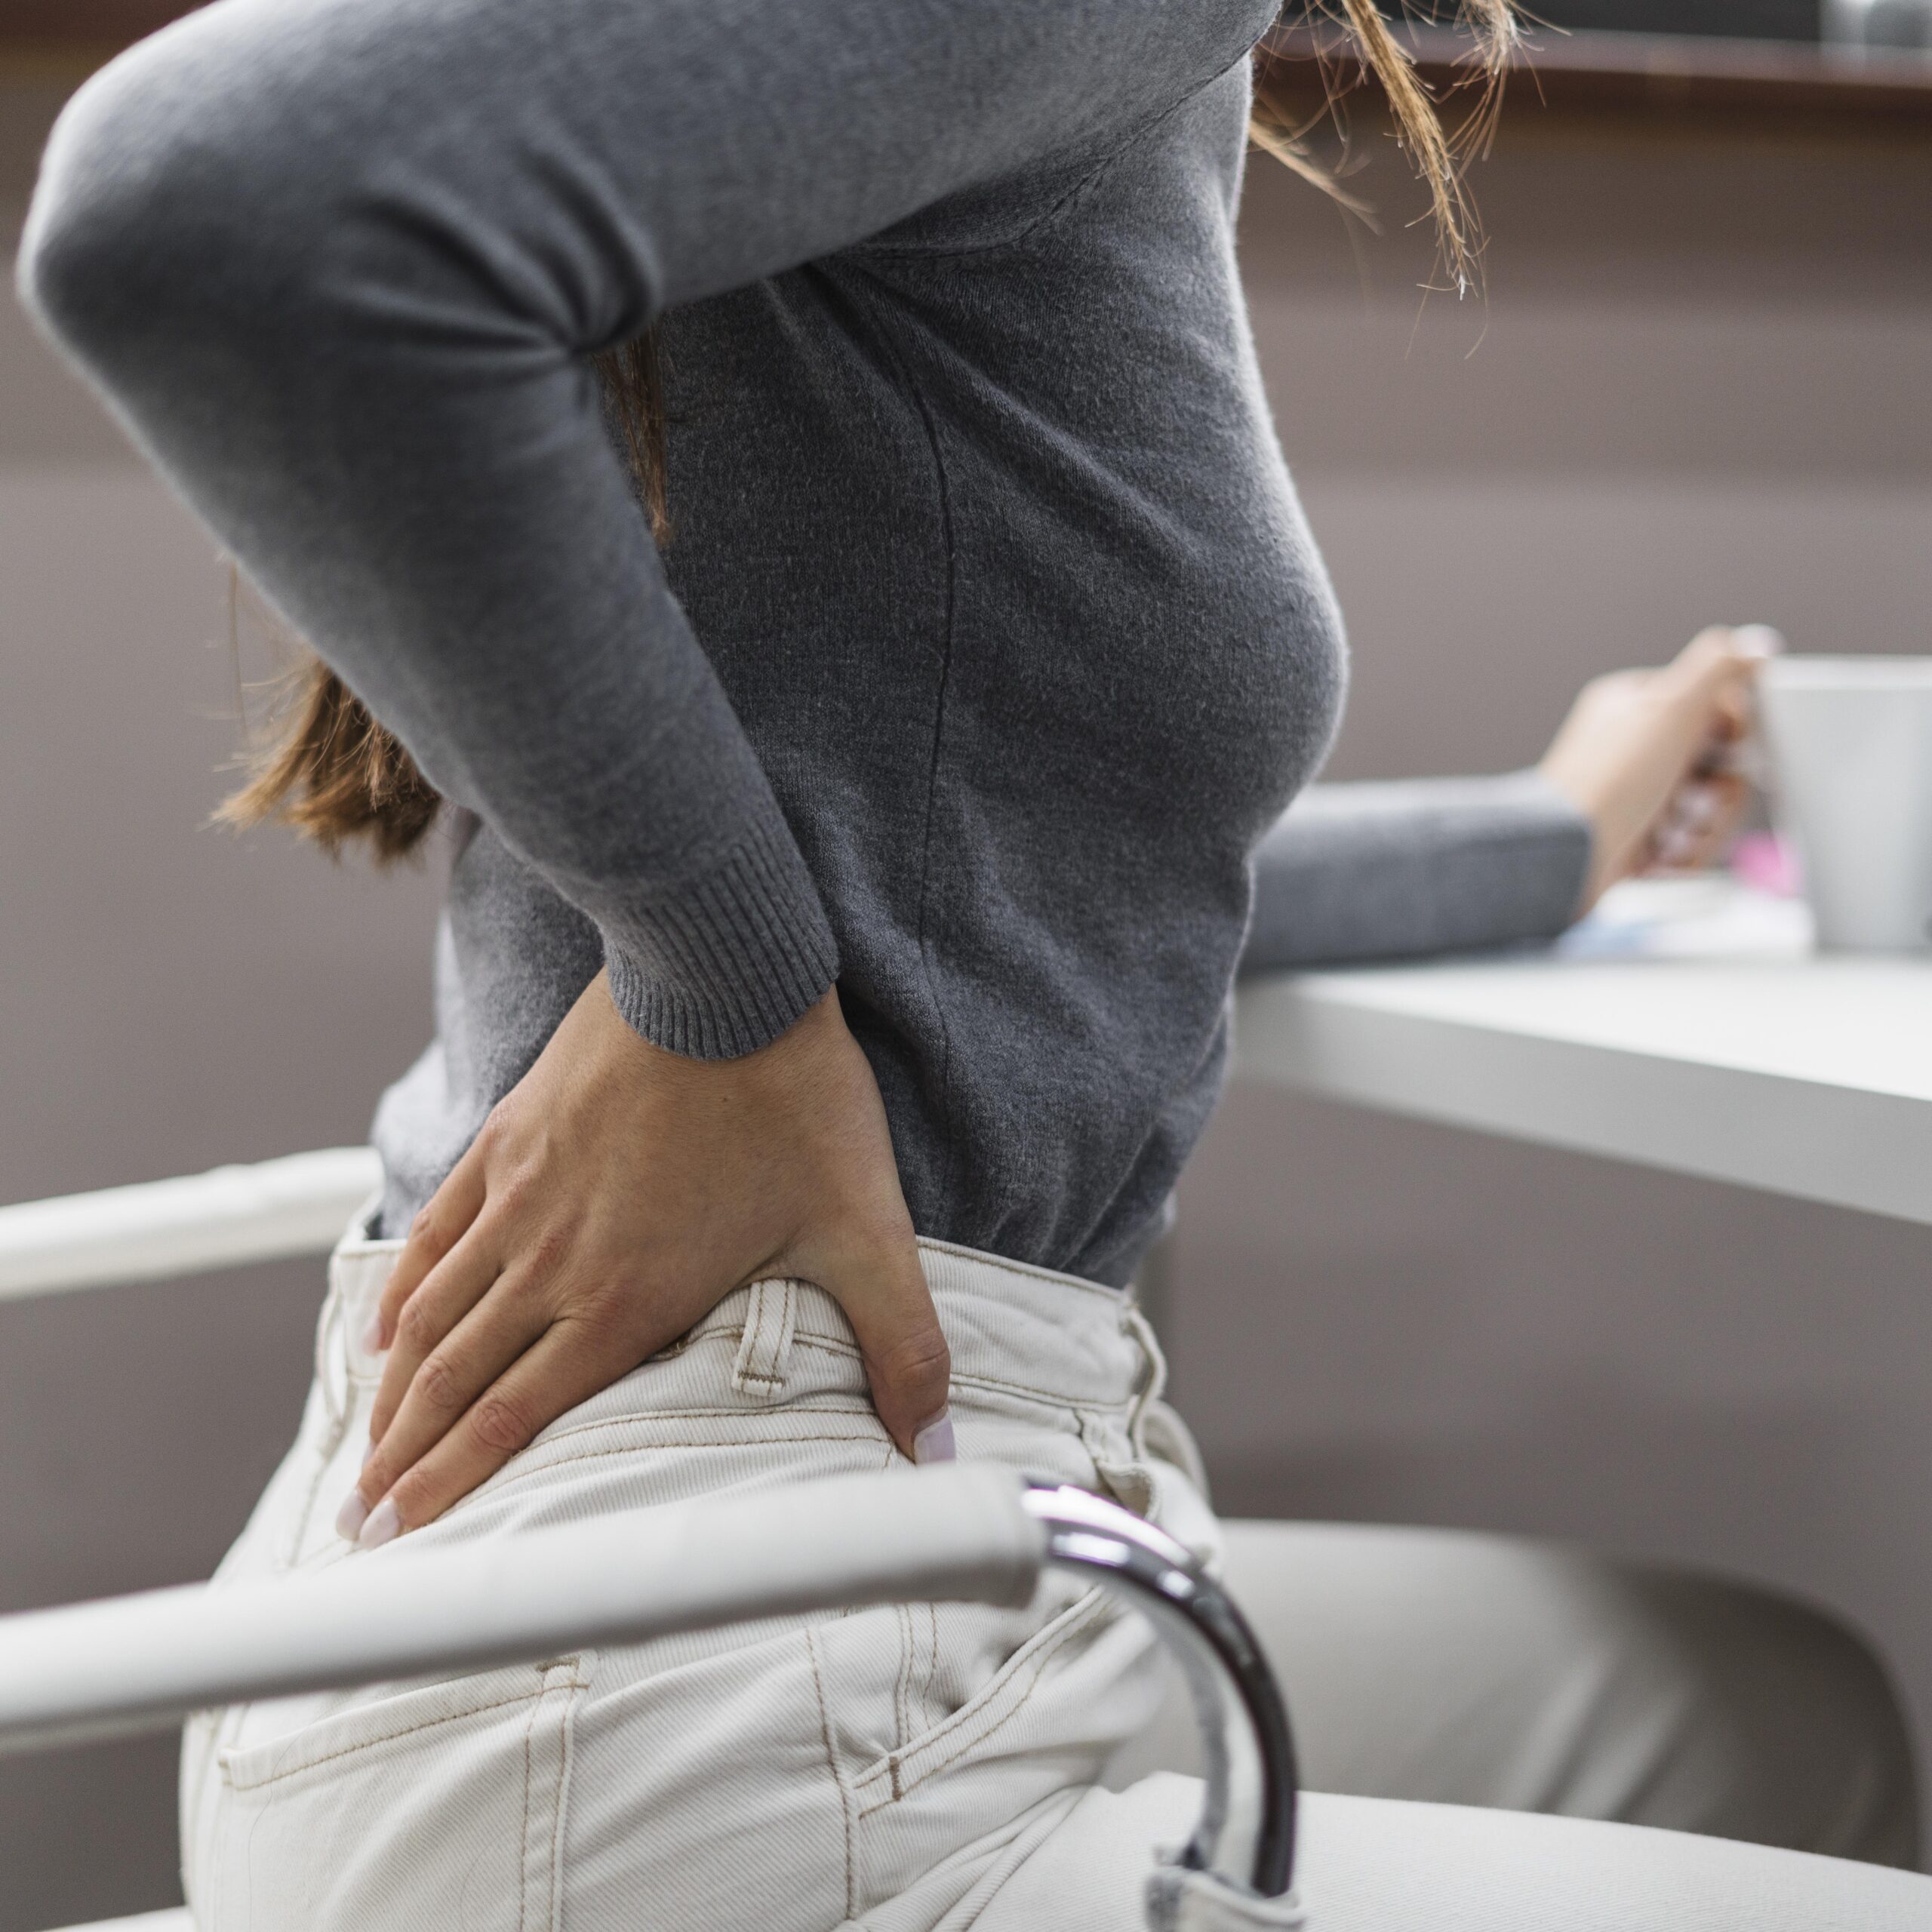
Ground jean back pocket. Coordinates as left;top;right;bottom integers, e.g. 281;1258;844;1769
188;1656;590;1932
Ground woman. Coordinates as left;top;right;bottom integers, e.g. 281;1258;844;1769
20;2;1926;1925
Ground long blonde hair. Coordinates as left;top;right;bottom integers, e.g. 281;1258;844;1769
224;2;1516;860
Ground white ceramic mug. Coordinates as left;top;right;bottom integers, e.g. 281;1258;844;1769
1758;656;1932;952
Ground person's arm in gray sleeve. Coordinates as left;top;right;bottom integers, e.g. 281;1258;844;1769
1241;771;1592;973
19;0;1275;1058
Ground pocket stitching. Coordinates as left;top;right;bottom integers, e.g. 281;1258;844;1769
221;1663;588;1792
546;1698;569;1932
805;1625;858;1921
529;1410;878;1449
851;1587;1109;1816
284;1299;352;1565
225;1690;531;1789
642;1320;1141;1411
525;1429;895;1477
892;1603;913;1755
517;1682;540;1932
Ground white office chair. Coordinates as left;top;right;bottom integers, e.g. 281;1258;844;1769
0;1155;1301;1932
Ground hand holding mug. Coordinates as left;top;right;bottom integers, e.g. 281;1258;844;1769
1540;625;1780;912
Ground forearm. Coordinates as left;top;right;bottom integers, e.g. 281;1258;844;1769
1241;771;1592;973
23;0;1274;1054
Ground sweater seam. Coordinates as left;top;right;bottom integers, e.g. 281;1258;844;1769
849;50;1257;265
838;272;961;1218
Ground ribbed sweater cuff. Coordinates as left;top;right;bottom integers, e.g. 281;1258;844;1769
601;817;839;1059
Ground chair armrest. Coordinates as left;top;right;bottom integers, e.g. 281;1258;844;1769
0;1148;380;1303
0;1467;1300;1905
0;1464;1041;1753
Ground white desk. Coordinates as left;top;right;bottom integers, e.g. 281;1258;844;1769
1232;881;1932;1227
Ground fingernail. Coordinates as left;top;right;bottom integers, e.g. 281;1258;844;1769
334;1487;371;1543
358;1497;401;1549
1678;783;1720;829
359;1311;386;1355
1733;624;1784;660
912;1407;955;1465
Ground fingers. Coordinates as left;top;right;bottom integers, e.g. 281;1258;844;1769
368;1221;500;1444
374;1149;488;1349
1665;624;1749;691
1684;775;1751;869
1670;627;1781;808
1638;626;1780;851
1655;635;1757;758
358;1273;552;1515
827;1235;952;1463
1730;623;1786;664
1648;774;1748;872
352;1321;619;1547
1664;623;1782;709
343;1232;951;1549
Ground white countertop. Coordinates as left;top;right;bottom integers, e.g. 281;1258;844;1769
1232;880;1932;1226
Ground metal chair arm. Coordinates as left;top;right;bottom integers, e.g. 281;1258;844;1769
0;1465;1298;1902
1023;1482;1297;1900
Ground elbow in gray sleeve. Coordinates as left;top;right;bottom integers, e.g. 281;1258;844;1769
23;8;634;433
23;23;294;396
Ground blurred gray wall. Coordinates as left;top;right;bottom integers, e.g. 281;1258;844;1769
2;68;1930;1928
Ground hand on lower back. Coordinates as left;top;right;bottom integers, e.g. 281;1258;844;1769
1539;625;1780;913
338;978;950;1547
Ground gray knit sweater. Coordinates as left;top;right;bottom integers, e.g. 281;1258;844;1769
22;0;1585;1285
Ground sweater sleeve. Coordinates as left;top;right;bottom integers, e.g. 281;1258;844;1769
20;0;1275;1057
1240;771;1592;974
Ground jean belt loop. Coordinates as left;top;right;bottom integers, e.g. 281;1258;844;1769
731;1276;800;1402
1121;1300;1170;1443
315;1275;349;1432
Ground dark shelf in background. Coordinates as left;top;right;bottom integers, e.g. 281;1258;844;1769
1510;0;1823;35
1284;1;1830;42
0;1;192;36
1263;21;1932;129
0;0;1860;48
4;4;1930;130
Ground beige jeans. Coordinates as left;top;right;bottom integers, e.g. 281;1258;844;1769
180;1225;1930;1930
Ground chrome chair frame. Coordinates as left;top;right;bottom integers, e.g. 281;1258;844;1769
1024;1481;1297;1897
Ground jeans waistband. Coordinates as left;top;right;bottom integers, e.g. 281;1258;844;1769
326;1212;1163;1422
